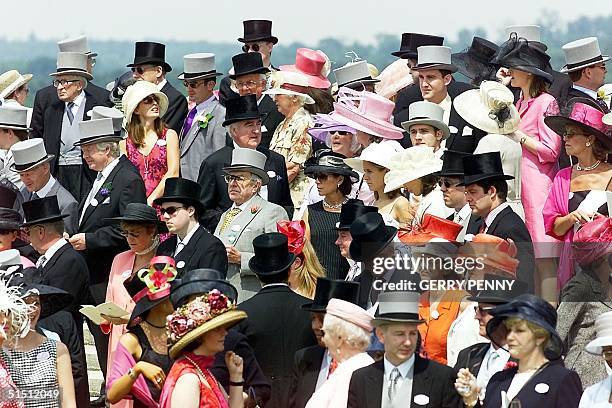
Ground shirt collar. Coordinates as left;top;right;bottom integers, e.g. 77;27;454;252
262;283;289;288
484;202;510;230
36;175;56;197
231;195;256;212
457;203;472;221
178;223;199;245
195;94;217;115
100;157;120;179
383;354;415;379
573;85;598;99
438;94;452;112
157;79;168;91
487;343;510;358
67;91;85;108
41;238;68;262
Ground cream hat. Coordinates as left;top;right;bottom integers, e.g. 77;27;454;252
122;81;169;125
0;70;33;100
344;141;403;173
264;71;315;105
384;145;442;193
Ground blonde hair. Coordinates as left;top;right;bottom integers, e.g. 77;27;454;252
504;317;550;350
291;241;325;299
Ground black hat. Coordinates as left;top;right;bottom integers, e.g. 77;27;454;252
335;199;378;230
106;202;167;232
238;20;278;44
304;150;359;181
492;37;553;83
22;196;68;227
392;33;444;59
128;281;176;327
229;53;270;80
467;274;529;304
460;152;514;186
223;94;266;127
153;178;204;214
0;208;21;230
451;37;499;82
0;180;19;208
349;212;397;262
127;41;172;72
170;268;238;308
438;150;471;177
248;232;296;276
301;278;360;312
12;267;73;319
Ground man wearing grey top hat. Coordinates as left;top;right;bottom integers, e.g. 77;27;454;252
0;106;30;189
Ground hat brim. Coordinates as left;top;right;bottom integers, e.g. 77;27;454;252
49;70;93;81
344;157;386;174
301;303;328;313
229;67;270;80
21;213;69;227
411;63;458;73
152;196;205;214
459;173;515;186
467;294;511;304
73;135;123;147
372;315;424;326
304;165;359;182
349;225;397;262
544;116;612;152
169;310;247;359
127;61;173;73
560;55;610;73
331;108;404;140
105;216;168;232
129;294;169;326
586;336;612;355
0;74;33;99
279;65;331;89
11;155;55;173
502;63;553;83
125;89;169;125
248;253;296;276
384;162;443;193
177;71;223;81
223;165;270;185
400;118;451;140
0;221;20;230
238;36;278;45
263;88;315;105
222;112;268;127
454;89;520;135
0;124;32;132
391;50;413;58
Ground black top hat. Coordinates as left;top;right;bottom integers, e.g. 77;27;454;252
0;207;22;230
438;150;471;177
304;150;359;181
22;196;69;227
170;268;238;308
393;33;444;59
127;41;172;72
106;203;167;232
467;274;529;304
452;37;499;82
222;94;266;127
492;38;553;83
0;180;18;209
238;20;278;44
349;212;397;262
248;232;296;276
12;267;73;319
301;278;360;312
460;152;514;186
229;53;270;80
335;199;378;230
153;177;205;214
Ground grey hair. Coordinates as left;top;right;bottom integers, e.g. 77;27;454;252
250;174;263;193
293;94;308;107
322;313;371;352
96;141;120;158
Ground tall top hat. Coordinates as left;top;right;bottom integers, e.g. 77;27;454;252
371;291;424;326
170;268;238;308
452;37;499;82
87;106;124;134
127;41;172;72
10;139;54;172
178;53;222;81
49;52;93;81
392;33;444;59
223;94;266;127
439;150;470;177
560;37;610;73
74;118;122;147
349;212;397;262
412;46;458;73
335;199;378;230
460;151;514;186
223;147;269;184
248;232;296;276
153;177;204;214
229;53;270;79
21;196;68;227
0;106;30;132
401;101;450;139
333;60;380;89
57;35;97;56
301;277;360;312
238;20;278;44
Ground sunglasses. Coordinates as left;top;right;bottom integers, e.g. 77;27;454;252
242;43;261;52
314;173;329;182
183;80;206;89
476;306;495;315
141;95;159;105
131;66;157;75
438;178;461;189
160;206;185;216
331;130;352;136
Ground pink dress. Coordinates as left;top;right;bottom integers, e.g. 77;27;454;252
516;93;562;258
126;129;168;197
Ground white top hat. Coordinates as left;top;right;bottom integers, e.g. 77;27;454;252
10;139;54;172
505;25;542;43
560;37;610;73
0;70;33;100
344;140;403;173
333;60;380;89
401;101;450;139
412;46;457;73
87;106;124;133
178;53;222;81
223;147;270;185
57;35;97;57
49;52;93;81
0;249;21;268
384;145;442;193
74;118;122;146
586;311;612;355
0;106;30;131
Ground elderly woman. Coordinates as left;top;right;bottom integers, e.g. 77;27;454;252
0;70;33;125
579;311;612;407
456;294;582;408
543;98;612;289
303;150;357;280
305;298;374;408
159;289;246;408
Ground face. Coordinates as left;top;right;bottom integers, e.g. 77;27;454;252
418;69;450;102
13;85;29;105
184;79;214;104
0;129;12;150
602;345;612;369
24;295;41;329
226;171;260;206
402;178;423;196
0;229;17;251
406;59;419;84
235;74;267;99
409;124;442;149
335;230;352;258
562;124;594;157
55;75;83;102
586;63;607;89
19;163;50;193
439;177;466;209
231;119;262;148
200;325;228;354
134;94;161;122
465;184;493;217
273;94;299;117
242;41;273;65
506;320;544;360
362;161;387;194
310;312;325;347
508;68;532;89
356;130;372;148
160;201;193;233
329;131;355;157
474;303;496;338
314;173;342;197
376;323;419;365
25;224;46;253
81;143;111;171
132;65;162;84
120;224;156;252
321;322;342;359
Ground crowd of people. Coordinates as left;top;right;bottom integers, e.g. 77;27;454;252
0;17;611;408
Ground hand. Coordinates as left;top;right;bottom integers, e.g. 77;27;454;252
62;232;70;240
496;67;512;86
134;361;166;389
506;130;525;144
68;234;87;251
226;246;241;265
567;210;594;225
146;196;156;207
455;368;479;404
100;313;130;326
225;351;244;380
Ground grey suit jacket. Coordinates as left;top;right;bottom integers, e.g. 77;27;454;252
214;195;288;301
21;179;79;234
179;100;227;181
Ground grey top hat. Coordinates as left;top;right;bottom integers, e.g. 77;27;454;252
49;52;93;81
372;291;425;326
74;118;122;146
57;35;97;57
561;37;610;73
10;139;54;172
87;106;124;133
0;106;30;131
178;53;223;81
505;25;542;43
412;46;458;73
333;60;380;89
223;147;269;185
401;101;450;140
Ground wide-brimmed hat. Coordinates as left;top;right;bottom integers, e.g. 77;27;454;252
0;208;22;231
11;266;73;319
333;60;380;90
105;202;167;231
153;177;205;214
586;311;612;355
439;150;470;177
492;37;553;83
263;71;316;105
344;141;403;173
122;80;169;125
392;33;444;59
49;52;93;81
544;98;612;152
332;87;404;140
223;94;266;127
238;20;278;44
223;147;269;184
561;37;610;73
301;277;360;312
335;199;378;230
401;101;450;139
171;268;238;308
451;37;499;82
572;217;612;268
248;232;296;276
307;113;356;147
127;41;172;72
167;289;247;359
229;52;270;79
10;139;54;172
372;291;424;326
0;106;30;131
277;220;306;255
349;212;397;262
74;118;123;146
87;106;124;135
304;150;358;182
384;146;442;193
486;294;564;360
280;48;331;89
460;151;514;186
454;80;520;135
0;70;33;100
21;196;69;227
399;213;462;245
467;274;528;304
57;35;97;57
462;234;519;277
178;53;223;81
411;46;458;73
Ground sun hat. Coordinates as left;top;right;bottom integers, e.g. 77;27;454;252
128;256;177;326
454;80;520;135
383;146;442;193
344;141;403;173
401;101;450;139
277;220;306;255
280;48;331;89
371;291;424;326
9;139;54;172
0;70;33;100
307;113;356;147
223;147;269;184
374;59;414;100
49;52;93;81
411;46;458;73
304;150;358;181
586;311;612;355
326;298;373;332
122;80;169;125
263;71;315;105
560;37;609;73
105;202;167;231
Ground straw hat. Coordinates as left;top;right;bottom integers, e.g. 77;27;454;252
586;311;612;355
383;146;442;193
344;141;403;173
0;70;33;100
122;81;169;125
264;71;315;104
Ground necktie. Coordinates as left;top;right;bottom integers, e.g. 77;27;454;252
387;367;401;401
182;107;198;136
31;192;39;200
487;351;499;371
66;102;75;124
35;255;47;268
327;358;338;378
219;207;241;233
479;223;486;234
453;212;462;224
175;242;185;256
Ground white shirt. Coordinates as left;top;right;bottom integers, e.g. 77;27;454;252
483;202;510;233
39;238;69;268
453;203;473;242
66;91;85;116
383;354;415;392
315;349;332;391
193;94;217;116
79;157;120;223
175;222;200;255
579;375;612;407
476;344;511;400
35;175;56;198
157;79;168;91
573;85;598;99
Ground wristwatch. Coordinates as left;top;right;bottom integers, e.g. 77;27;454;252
128;368;138;381
519;136;527;145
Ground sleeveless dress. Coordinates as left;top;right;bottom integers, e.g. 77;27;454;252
307;201;349;280
127;129;169;197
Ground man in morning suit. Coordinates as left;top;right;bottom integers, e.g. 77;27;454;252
197;94;293;231
347;291;460;408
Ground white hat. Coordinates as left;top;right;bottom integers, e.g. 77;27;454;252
454;81;520;135
178;53;222;81
333;60;380;89
344;141;403;173
263;71;315;104
412;46;457;73
586;311;612;355
223;147;269;184
57;35;97;57
0;70;33;100
122;81;169;125
74;118;122;146
0;249;21;268
560;37;610;73
384;145;442;193
10;139;54;172
0;106;30;131
49;52;93;81
505;25;542;43
401;101;450;139
87;106;124;133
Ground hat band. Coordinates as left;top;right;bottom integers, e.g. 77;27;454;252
281;83;309;94
566;54;604;70
376;312;421;320
132;287;149;303
56;67;88;74
183;70;218;79
339;75;374;87
14;157;47;171
0;122;28;129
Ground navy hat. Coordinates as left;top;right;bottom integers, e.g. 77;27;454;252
229;53;270;80
301;278;360;312
0;207;21;230
491;37;553;83
11;267;73;319
170;268;238;308
451;37;499;82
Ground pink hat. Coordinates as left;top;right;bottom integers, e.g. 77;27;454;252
280;48;331;89
572;217;612;267
326;298;373;331
331;87;404;140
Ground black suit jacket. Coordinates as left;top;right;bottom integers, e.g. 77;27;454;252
258;94;285;149
347;356;460;408
156;225;228;277
77;156;146;285
453;342;490;377
160;81;188;135
237;285;317;408
197;137;294;231
289;345;325;408
446;212;483;235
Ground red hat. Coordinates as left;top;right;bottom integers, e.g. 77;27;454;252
280;48;331;89
465;234;519;277
399;213;462;244
573;217;612;267
277;220;306;255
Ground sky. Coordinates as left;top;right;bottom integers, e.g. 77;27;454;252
5;0;612;44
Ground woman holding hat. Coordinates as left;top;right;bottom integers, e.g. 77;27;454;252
579;311;612;406
121;80;179;207
0;70;33;126
303;150;358;280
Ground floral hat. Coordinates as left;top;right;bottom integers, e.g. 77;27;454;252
277;220;306;254
167;289;247;359
129;256;178;326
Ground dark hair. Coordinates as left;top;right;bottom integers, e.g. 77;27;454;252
421;174;439;196
528;76;549;98
439;69;453;78
12;129;29;141
568;68;584;83
473;178;508;201
338;175;353;196
304;87;334;115
591;138;609;162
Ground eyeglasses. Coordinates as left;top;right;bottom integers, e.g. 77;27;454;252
160;206;185;216
592;63;607;71
141;95;159;105
235;80;261;89
314;173;329;182
438;178;461;189
119;229;142;239
52;79;79;88
330;130;352;136
224;174;249;184
131;66;157;75
476;306;495;315
183;80;203;88
562;131;585;138
242;43;261;52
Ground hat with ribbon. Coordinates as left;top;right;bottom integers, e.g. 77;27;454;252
333;60;380;90
248;232;296;276
491;36;553;83
0;106;30;131
411;46;458;73
326;298;373;332
460;151;514;186
49;52;93;81
9;139;54;172
127;41;172;72
586;311;612;355
128;256;177;326
372;291;424;326
560;37;609;73
392;33;444;59
223;147;269;184
401;101;450;139
461;234;520;278
335;199;378;230
384;146;442;193
304;150;358;181
451;37;499;82
572;217;612;267
170;268;238;308
264;70;316;105
178;53;223;81
21;196;69;227
238;20;278;44
307;113;357;149
301;277;360;312
349;212;397;262
280;48;331;89
277;220;306;255
0;70;33;100
74;117;123;146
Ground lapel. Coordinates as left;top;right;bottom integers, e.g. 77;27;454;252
180;100;222;156
366;360;384;408
467;343;490;376
78;157;126;227
48;100;65;153
41;241;69;272
410;355;432;406
80;89;97;121
176;226;204;265
486;206;513;235
48;180;60;196
259;147;278;198
219;195;265;242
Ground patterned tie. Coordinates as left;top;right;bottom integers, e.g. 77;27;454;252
182;107;198;136
453;212;462;224
36;255;47;269
66;102;75;124
219;207;241;233
31;192;39;200
327;358;338;378
387;367;401;401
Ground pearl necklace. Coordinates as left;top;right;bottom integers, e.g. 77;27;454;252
323;197;348;210
576;160;601;171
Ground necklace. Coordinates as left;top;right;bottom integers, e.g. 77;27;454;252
323;197;348;210
576;160;601;171
135;236;160;256
144;319;166;329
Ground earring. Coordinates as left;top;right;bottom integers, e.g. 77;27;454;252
586;142;592;147
337;183;341;188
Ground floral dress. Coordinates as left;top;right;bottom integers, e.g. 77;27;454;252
126;129;168;197
269;107;313;208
